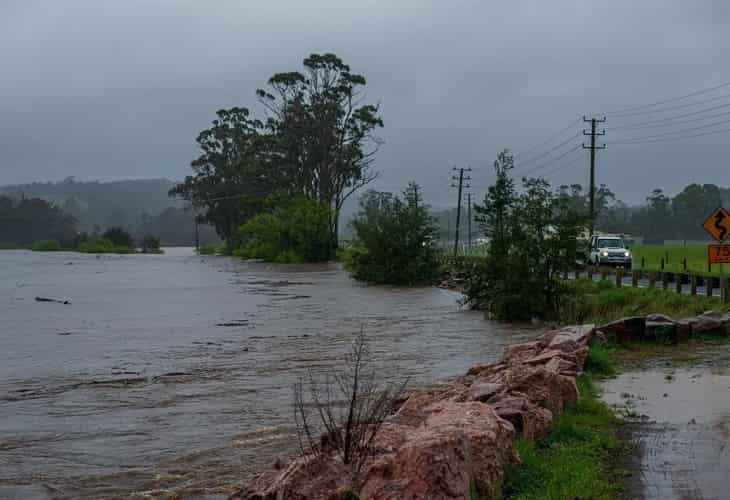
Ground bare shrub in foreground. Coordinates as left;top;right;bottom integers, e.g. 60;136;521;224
293;328;408;487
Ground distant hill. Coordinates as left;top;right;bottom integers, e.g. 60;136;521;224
0;177;181;231
0;178;218;246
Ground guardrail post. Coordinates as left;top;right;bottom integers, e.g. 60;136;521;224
631;270;639;287
600;267;608;281
649;272;656;288
690;274;697;296
662;272;669;290
616;268;623;288
706;276;713;297
675;274;683;294
721;277;729;303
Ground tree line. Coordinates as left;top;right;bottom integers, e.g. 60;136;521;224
556;182;730;242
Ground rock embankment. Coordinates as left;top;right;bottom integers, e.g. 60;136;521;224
233;310;730;499
233;324;594;500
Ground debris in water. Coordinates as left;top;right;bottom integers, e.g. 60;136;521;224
35;296;71;305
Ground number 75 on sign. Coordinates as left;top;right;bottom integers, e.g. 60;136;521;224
709;244;730;264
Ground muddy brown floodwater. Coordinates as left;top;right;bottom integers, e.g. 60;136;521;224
602;345;730;500
0;249;537;499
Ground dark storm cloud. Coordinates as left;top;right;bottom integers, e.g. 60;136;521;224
2;0;730;205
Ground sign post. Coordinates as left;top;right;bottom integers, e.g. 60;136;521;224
703;208;730;274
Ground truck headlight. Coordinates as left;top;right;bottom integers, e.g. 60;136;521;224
624;251;630;257
601;251;608;257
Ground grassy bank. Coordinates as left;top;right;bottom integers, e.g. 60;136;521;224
631;243;730;276
564;278;726;325
498;349;622;500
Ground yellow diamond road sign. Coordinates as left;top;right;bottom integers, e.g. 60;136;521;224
703;207;730;243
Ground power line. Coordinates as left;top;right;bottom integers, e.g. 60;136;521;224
514;131;581;169
610;104;730;131
536;152;585;178
603;91;730;119
611;124;730;145
600;80;730;116
611;115;730;143
519;144;583;176
514;118;581;159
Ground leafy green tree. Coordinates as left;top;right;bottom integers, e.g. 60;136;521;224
464;151;587;320
345;183;440;285
236;195;331;263
170;107;276;242
257;53;384;251
0;196;78;247
102;227;134;248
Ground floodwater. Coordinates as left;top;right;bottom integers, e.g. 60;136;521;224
602;350;730;500
0;249;535;499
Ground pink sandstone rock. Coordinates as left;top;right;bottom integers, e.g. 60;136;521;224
360;401;518;500
499;364;578;415
547;324;595;353
490;393;554;440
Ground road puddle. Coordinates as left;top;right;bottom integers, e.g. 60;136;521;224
602;362;730;499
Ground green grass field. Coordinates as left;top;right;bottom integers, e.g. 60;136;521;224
630;243;730;276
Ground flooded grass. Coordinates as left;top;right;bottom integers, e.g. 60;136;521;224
499;371;625;500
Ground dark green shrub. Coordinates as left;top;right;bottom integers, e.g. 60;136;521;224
31;239;62;251
102;227;134;249
236;195;331;263
345;183;441;286
141;235;161;253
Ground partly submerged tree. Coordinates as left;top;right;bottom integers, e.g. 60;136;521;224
171;54;383;258
464;150;587;320
102;227;134;249
345;183;440;285
257;53;384;251
170;107;277;243
235;195;331;263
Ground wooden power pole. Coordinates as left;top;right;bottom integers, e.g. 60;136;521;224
451;167;471;256
467;192;472;249
583;116;606;236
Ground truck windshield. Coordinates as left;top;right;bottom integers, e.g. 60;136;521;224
597;238;624;248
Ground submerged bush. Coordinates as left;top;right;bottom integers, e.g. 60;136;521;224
345;183;441;286
236;195;331;263
77;238;134;254
31;239;62;251
102;227;134;249
140;235;162;253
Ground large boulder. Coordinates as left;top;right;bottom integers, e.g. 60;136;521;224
360;401;518;500
597;316;645;343
502;341;544;365
681;312;724;335
644;316;677;343
547;324;595;353
495;364;578;415
490;393;553;440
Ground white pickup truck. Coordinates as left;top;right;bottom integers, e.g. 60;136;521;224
589;235;632;267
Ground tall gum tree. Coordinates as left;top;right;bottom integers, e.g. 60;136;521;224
257;53;384;252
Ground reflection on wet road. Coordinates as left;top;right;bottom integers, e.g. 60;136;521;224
0;249;535;498
602;350;730;500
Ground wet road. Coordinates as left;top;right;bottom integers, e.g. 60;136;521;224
602;348;730;500
0;249;535;499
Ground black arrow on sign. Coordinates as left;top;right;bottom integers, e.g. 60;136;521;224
715;211;728;240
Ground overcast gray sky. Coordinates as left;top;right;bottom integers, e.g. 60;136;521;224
2;0;730;206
